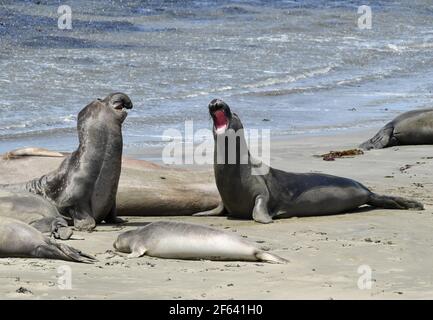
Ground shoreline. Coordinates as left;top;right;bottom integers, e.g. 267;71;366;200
1;127;432;299
1;0;433;300
123;126;379;166
0;124;382;160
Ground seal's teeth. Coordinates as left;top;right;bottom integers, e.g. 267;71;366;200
215;124;227;134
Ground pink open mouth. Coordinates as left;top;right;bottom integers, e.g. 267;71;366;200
213;109;228;134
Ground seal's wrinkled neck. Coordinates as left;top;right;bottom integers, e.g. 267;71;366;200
214;126;250;167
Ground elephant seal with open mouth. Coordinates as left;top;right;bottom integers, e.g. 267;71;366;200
2;93;133;231
193;99;424;223
113;221;287;263
360;108;433;150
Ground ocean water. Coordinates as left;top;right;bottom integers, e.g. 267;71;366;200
0;0;433;154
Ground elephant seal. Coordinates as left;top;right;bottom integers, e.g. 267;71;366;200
2;93;133;230
0;217;95;263
0;151;220;217
113;221;288;263
193;99;423;223
360;108;433;150
0;190;72;239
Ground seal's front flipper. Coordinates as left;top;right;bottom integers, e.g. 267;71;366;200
51;218;73;240
73;216;96;231
193;202;226;216
252;196;273;224
108;217;126;224
104;203;126;224
30;217;57;234
255;251;289;264
128;246;147;258
30;217;73;240
55;227;74;240
70;207;96;231
359;122;395;150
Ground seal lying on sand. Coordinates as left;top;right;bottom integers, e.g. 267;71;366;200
0;190;72;239
2;148;64;160
0;217;95;263
360;108;433;150
194;99;424;223
2;93;133;231
0;152;220;217
113;221;287;263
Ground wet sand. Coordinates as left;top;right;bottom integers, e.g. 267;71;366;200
1;129;432;299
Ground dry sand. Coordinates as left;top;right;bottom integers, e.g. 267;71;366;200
1;129;433;299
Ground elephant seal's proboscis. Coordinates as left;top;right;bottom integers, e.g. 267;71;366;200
2;93;133;231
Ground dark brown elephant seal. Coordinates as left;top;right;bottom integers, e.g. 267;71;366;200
1;93;133;231
360;108;433;149
194;99;424;223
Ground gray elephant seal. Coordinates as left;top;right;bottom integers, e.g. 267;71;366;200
0;190;72;239
194;99;423;223
0;217;95;263
113;221;287;263
3;93;133;231
360;108;433;150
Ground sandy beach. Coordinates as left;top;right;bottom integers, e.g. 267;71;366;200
0;128;432;300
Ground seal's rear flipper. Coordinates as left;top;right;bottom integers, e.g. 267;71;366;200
367;193;424;210
71;208;96;231
359;122;395;150
193;202;226;217
255;251;289;264
33;242;96;263
57;243;97;263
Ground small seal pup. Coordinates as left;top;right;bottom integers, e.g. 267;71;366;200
360;108;433;149
113;221;288;263
0;190;72;239
194;99;423;223
2;93;133;231
0;217;95;263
